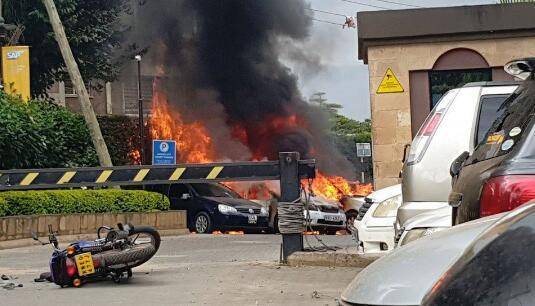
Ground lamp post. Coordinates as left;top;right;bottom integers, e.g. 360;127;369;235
135;54;144;165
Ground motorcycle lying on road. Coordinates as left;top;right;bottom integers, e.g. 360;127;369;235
33;223;160;287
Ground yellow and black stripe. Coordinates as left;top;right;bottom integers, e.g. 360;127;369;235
0;159;316;191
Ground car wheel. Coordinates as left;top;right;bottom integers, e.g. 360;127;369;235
194;212;213;234
345;210;358;232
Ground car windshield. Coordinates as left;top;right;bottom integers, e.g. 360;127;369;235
469;79;535;163
190;183;242;198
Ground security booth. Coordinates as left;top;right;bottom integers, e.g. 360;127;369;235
357;3;535;189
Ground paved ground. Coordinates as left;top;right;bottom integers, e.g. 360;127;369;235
0;234;360;305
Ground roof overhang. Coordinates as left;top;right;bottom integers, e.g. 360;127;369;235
357;3;535;64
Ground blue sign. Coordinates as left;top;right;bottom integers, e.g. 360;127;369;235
152;140;177;165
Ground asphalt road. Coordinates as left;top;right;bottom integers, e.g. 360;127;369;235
0;234;360;305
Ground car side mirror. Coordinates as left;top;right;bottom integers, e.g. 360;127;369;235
450;151;470;178
181;193;192;200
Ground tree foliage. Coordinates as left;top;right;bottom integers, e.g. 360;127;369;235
309;92;371;143
0;92;98;169
3;0;130;97
332;115;371;143
0;93;139;169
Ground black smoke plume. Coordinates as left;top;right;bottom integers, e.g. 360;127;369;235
129;0;355;178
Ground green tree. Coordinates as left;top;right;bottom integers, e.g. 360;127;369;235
3;0;130;97
308;91;371;143
333;115;371;143
309;92;343;114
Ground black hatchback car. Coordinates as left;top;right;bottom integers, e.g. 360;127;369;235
146;183;269;233
450;59;535;225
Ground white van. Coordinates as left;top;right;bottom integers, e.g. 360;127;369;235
397;81;519;244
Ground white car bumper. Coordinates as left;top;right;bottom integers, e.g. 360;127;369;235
355;219;395;254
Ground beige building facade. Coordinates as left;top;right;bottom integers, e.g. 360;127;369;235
358;3;535;189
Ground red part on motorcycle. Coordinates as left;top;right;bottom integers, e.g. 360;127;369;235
66;258;77;277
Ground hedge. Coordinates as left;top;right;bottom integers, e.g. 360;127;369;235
0;197;7;218
0;190;170;217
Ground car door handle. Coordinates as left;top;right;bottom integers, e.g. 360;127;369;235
449;192;463;208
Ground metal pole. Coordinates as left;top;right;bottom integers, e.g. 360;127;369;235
135;55;144;165
360;157;365;183
279;152;303;262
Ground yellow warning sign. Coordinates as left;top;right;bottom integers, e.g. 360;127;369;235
376;68;404;94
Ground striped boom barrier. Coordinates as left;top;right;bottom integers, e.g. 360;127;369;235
0;159;316;191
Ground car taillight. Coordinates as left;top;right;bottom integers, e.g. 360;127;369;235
406;111;444;165
421;113;442;136
66;257;77;277
480;175;535;217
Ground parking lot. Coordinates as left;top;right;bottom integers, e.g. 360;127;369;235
0;234;359;305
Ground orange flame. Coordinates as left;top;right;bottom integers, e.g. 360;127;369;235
143;78;371;201
150;81;214;163
307;172;373;201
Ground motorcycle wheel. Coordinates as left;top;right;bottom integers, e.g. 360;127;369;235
97;226;161;270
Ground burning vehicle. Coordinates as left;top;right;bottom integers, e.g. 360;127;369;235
302;194;347;235
264;192;347;235
145;183;269;234
226;181;368;234
125;1;372;215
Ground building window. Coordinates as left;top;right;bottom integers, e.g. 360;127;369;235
64;79;93;97
429;68;492;108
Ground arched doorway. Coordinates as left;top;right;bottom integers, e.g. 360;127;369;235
409;48;492;136
429;48;491;107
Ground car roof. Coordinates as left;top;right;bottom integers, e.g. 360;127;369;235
462;80;522;88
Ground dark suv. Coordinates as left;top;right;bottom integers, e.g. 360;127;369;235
146;183;269;233
450;59;535;224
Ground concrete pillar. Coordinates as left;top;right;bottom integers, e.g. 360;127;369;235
105;82;112;114
58;81;66;107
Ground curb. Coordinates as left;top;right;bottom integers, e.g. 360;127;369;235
0;228;190;250
286;251;379;268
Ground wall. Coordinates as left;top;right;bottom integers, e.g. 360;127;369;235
367;36;535;189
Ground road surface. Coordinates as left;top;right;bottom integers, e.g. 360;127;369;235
0;234;360;305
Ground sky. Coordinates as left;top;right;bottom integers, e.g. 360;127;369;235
286;0;496;121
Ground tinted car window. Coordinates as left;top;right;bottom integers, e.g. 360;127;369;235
475;95;508;145
191;183;241;198
470;80;535;163
169;184;189;197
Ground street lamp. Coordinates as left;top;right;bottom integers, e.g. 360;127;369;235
135;54;144;165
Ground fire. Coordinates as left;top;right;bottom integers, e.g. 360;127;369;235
143;79;372;202
223;182;276;200
150;81;215;163
308;172;373;201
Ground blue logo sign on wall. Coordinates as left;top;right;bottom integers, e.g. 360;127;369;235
152;140;177;165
